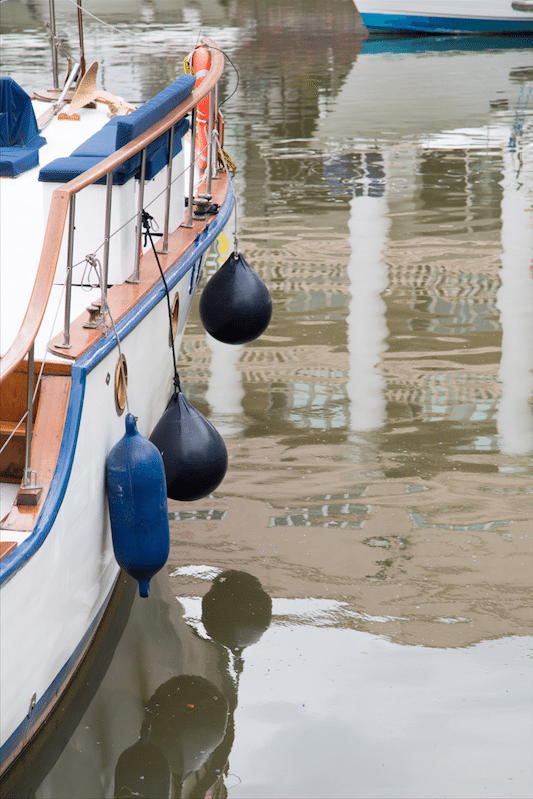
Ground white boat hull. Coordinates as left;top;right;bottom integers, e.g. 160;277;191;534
355;0;533;32
0;228;233;767
1;60;236;773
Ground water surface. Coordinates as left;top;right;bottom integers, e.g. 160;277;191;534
1;1;532;796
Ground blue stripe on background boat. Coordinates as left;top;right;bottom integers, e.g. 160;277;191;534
354;0;533;33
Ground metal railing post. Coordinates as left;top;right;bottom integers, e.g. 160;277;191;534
21;344;36;489
102;172;113;306
205;90;214;197
212;84;219;180
56;194;76;349
161;124;174;253
128;148;147;283
183;107;197;228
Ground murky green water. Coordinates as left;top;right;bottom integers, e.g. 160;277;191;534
2;1;532;796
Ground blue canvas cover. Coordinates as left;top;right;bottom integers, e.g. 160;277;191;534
0;77;46;176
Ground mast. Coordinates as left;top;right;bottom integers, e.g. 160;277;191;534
76;0;86;77
48;0;59;89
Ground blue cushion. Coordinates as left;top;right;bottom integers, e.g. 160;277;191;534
38;155;133;185
70;117;139;177
0;146;40;177
144;118;189;180
1;77;46;175
70;117;119;158
39;74;195;186
0;77;46;149
115;74;195;150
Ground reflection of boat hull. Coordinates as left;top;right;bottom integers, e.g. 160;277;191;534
1;572;238;797
0;239;222;772
355;0;533;33
316;46;532;141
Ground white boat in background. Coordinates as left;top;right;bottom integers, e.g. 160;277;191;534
355;0;533;33
0;0;257;776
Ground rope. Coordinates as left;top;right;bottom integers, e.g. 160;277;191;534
215;130;239;256
141;211;181;395
62;0;162;45
81;254;130;414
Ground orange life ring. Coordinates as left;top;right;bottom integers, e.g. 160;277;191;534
191;45;211;173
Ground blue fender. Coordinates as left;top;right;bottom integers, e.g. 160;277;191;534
106;414;170;597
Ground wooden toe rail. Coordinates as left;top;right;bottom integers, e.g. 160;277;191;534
1;374;70;533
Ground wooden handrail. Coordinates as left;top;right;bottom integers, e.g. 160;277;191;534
0;39;224;385
0;190;70;383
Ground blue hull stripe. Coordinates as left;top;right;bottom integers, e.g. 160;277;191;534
0;365;87;588
0;578;116;769
0;178;235;588
0;184;235;764
360;13;533;33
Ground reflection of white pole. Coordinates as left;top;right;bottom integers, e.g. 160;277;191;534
347;159;390;432
205;333;245;437
496;149;533;456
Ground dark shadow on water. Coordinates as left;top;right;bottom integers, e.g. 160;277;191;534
1;569;272;799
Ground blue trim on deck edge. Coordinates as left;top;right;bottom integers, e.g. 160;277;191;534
0;578;116;768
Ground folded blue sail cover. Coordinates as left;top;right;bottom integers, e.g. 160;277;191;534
0;77;46;177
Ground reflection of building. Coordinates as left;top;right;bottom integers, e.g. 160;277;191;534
190;95;531;463
168;34;532;654
186;125;529;459
496;147;533;455
171;38;533;469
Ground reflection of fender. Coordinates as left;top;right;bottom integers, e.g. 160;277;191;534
192;45;211;172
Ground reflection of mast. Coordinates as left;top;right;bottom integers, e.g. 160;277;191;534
347;150;390;431
496;147;533;456
206;333;245;437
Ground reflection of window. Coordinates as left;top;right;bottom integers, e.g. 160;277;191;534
324;151;386;198
418;149;503;221
270;500;369;528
